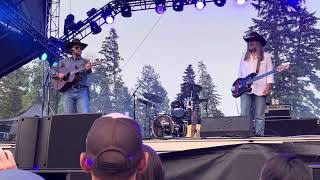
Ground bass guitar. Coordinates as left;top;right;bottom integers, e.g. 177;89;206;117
231;63;289;98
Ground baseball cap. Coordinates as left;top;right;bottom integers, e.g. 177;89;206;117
0;169;44;180
86;113;143;175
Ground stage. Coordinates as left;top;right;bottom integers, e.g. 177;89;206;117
2;135;320;180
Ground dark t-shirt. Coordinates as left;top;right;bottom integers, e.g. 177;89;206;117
58;57;91;86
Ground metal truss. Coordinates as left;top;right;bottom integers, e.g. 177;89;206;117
47;0;60;38
60;0;215;42
0;0;64;59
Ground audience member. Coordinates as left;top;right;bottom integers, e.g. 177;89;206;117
0;147;44;179
260;154;312;180
80;113;149;180
137;145;165;180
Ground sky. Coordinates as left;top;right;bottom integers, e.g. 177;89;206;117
59;0;320;116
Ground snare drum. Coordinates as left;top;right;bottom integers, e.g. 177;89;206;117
152;115;174;137
170;100;185;118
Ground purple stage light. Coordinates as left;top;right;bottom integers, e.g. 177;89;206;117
195;0;206;10
236;0;246;5
155;4;166;14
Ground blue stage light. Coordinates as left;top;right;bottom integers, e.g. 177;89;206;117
287;0;300;6
40;53;48;61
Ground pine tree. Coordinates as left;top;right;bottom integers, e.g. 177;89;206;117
250;0;320;118
90;28;132;115
197;61;224;117
135;65;170;135
0;68;29;118
178;64;196;98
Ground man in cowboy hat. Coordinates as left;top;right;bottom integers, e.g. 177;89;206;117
238;31;274;136
55;39;92;113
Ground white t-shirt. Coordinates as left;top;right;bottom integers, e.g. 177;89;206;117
238;52;274;96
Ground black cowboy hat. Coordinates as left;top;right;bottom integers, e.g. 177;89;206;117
243;31;267;46
64;39;88;52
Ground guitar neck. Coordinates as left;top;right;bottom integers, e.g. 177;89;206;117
68;62;99;75
247;70;276;84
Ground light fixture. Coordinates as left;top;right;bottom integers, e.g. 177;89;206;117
195;0;206;10
102;7;114;24
173;0;184;12
90;22;102;34
121;3;132;17
214;0;226;7
155;0;166;14
236;0;246;5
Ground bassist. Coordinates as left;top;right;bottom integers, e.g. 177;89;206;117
54;39;92;114
238;32;274;136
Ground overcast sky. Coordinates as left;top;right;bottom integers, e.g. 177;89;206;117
59;0;320;116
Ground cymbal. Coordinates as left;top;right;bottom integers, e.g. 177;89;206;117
143;93;163;103
182;83;202;93
137;98;155;107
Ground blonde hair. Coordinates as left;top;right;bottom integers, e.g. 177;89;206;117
244;40;264;61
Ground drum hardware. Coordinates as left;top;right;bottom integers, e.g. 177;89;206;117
143;93;163;103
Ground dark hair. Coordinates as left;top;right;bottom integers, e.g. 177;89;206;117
260;154;312;180
136;145;165;180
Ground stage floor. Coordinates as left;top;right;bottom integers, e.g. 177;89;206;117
144;135;320;153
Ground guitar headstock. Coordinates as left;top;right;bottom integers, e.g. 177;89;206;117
276;63;290;72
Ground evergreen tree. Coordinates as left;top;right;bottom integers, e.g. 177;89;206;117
135;65;170;135
0;68;29;118
250;0;320;118
90;28;132;115
178;64;196;98
197;61;224;117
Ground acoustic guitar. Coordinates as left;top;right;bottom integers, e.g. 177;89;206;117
53;60;101;92
231;63;289;98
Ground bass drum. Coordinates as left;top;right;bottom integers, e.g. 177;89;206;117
152;115;174;137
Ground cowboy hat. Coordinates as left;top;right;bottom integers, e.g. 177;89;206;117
243;31;267;46
64;39;88;52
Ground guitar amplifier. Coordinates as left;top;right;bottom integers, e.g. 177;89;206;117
265;104;291;119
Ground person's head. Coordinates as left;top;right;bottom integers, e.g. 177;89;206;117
243;31;266;61
137;145;165;180
259;154;312;180
80;113;149;180
65;39;87;58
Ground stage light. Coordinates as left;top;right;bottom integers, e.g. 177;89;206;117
213;0;226;7
195;0;206;10
102;8;114;24
121;4;132;17
236;0;246;5
155;0;166;14
87;8;97;17
63;14;75;35
40;53;48;61
90;22;102;34
173;0;184;12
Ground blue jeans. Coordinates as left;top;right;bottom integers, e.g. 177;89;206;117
240;93;266;135
63;87;90;114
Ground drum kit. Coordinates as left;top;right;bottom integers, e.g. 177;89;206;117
138;82;207;138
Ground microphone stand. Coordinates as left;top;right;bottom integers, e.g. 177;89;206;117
128;82;144;120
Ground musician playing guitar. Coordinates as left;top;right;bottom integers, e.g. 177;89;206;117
238;32;274;136
54;39;92;114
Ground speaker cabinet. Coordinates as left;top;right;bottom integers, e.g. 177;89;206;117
35;113;103;169
15;117;40;168
200;116;251;137
265;118;320;136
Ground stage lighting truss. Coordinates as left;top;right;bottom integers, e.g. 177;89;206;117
60;0;248;42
